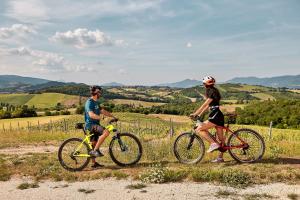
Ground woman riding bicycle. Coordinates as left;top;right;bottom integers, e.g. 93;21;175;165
190;76;225;163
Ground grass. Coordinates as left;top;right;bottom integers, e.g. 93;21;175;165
125;183;147;190
250;93;275;100
17;182;39;190
215;190;236;198
243;193;274;200
26;93;79;108
0;113;299;186
111;99;165;108
78;188;96;194
0;115;75;130
287;193;299;200
0;93;80;108
0;93;35;106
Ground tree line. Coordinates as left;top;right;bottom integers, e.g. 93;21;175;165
235;100;300;129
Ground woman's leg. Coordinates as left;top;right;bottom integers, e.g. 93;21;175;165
195;121;217;144
215;127;225;160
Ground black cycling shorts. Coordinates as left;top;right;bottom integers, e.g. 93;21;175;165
90;125;105;141
208;107;224;127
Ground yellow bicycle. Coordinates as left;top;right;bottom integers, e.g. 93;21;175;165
58;119;142;171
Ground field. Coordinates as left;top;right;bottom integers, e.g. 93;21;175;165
0;94;35;106
0;93;81;108
250;92;275;100
0;115;76;130
111;99;165;108
0;113;299;191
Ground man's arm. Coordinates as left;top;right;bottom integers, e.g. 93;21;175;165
88;111;101;120
101;108;117;119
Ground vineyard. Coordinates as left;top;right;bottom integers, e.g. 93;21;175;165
0;112;299;189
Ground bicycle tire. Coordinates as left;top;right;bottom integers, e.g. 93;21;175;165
58;138;91;171
173;132;205;164
109;133;142;166
228;128;265;163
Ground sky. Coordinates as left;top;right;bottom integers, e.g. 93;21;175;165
0;0;299;85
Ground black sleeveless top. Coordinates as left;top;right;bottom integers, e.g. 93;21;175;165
205;86;221;107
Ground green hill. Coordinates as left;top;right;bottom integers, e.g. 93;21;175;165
0;93;81;108
0;94;35;105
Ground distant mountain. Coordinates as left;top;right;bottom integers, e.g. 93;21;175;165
226;75;300;89
102;82;124;87
0;75;50;88
157;79;202;88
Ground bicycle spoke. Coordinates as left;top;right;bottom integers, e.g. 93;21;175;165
110;135;141;165
174;133;204;164
228;129;265;162
58;138;90;171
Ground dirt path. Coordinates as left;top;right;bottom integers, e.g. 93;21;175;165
0;178;299;200
0;145;58;155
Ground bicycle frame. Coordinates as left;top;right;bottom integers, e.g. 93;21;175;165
191;120;249;151
72;123;118;158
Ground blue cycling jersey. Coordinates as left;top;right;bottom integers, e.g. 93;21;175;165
84;98;101;130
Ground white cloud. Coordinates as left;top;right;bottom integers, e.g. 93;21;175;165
4;0;163;23
0;24;36;40
50;28;126;49
5;0;48;23
186;42;192;48
7;46;95;72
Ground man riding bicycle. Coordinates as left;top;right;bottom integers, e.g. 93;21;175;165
190;76;225;163
85;85;118;168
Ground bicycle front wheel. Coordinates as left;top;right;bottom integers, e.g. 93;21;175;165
109;133;142;166
58;138;91;171
173;132;205;164
228;128;265;163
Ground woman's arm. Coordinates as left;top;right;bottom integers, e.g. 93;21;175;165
192;98;213;116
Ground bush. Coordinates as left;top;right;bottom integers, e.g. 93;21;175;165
76;106;85;114
192;168;251;188
220;169;251;188
60;110;70;115
139;164;167;183
45;111;52;116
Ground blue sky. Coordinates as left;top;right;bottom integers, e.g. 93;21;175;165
0;0;299;85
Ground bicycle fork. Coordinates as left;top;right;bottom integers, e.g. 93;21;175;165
114;134;128;152
187;133;196;150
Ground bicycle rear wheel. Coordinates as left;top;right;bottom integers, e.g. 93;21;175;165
228;128;265;163
109;133;142;166
173;132;205;164
58;138;91;171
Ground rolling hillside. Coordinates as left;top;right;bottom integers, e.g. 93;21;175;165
0;93;82;108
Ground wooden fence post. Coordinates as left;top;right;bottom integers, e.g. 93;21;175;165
169;118;174;137
50;120;53;133
64;119;67;132
27;121;30;131
37;120;40;131
269;121;273;139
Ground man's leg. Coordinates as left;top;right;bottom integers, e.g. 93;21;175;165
91;141;96;164
94;129;110;150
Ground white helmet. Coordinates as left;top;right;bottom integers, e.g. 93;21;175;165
202;76;215;85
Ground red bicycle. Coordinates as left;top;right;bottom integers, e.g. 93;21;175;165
173;114;265;164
